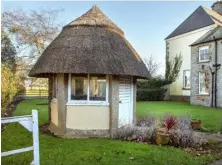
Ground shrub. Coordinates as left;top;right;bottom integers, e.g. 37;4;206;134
113;124;156;142
136;116;156;127
137;88;166;101
1;65;19;115
137;77;170;89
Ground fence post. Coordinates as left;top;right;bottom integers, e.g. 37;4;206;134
32;110;40;165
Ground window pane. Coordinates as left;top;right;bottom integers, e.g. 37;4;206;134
184;70;190;88
71;75;88;100
89;75;106;101
199;46;209;61
199;72;209;94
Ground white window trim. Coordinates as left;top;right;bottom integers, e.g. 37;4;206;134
67;74;109;105
183;70;190;89
199;46;210;62
198;72;209;95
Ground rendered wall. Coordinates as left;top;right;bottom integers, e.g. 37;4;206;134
66;105;110;130
166;25;216;98
51;99;58;126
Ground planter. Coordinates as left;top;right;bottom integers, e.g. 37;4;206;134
155;129;171;145
191;119;202;130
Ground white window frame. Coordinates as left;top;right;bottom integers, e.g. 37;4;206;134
183;70;190;89
67;74;109;106
199;46;209;62
198;72;209;95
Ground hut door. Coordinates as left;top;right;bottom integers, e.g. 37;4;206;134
118;76;133;127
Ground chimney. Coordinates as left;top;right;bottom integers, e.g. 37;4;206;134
211;0;222;15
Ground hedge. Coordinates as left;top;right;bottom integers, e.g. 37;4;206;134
136;88;166;101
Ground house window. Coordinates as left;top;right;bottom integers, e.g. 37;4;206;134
199;72;210;95
199;46;209;62
68;74;109;105
183;70;190;89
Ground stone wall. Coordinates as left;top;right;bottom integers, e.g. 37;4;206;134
191;40;222;107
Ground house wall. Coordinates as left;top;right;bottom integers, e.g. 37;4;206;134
66;105;110;130
191;39;222;107
166;25;216;101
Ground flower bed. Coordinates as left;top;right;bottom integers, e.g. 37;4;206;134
113;114;209;149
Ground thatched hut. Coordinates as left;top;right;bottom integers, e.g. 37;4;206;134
29;6;150;138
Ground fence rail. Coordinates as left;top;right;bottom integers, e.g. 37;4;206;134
1;110;40;165
16;89;48;99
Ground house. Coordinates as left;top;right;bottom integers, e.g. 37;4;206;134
29;6;150;138
190;26;222;108
165;1;222;101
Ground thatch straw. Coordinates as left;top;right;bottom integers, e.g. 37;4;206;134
29;6;150;79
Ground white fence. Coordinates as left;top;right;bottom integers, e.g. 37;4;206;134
1;110;40;165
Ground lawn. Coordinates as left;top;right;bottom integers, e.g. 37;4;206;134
1;99;219;165
137;101;222;133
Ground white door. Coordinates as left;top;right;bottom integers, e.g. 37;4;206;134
118;76;133;127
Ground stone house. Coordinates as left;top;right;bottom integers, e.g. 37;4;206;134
190;26;222;108
29;6;150;138
165;1;222;101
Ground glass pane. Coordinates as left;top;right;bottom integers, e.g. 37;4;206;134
199;72;209;94
199;47;209;61
71;75;88;100
184;70;190;88
89;75;106;101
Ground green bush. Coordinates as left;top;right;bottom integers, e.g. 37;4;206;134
1;65;19;115
137;77;170;89
137;88;166;101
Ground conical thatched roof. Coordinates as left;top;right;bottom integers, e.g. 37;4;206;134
29;6;150;78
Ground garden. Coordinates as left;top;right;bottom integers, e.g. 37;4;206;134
1;99;222;165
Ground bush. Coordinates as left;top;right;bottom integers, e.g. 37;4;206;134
113;125;156;142
1;65;19;115
136;116;156;127
114;115;208;149
137;77;170;89
137;88;166;101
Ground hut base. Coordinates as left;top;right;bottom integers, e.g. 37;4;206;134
64;128;110;138
48;123;110;138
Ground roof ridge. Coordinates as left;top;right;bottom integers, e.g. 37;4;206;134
203;6;222;26
63;6;124;36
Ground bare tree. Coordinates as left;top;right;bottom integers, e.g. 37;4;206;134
2;8;62;60
143;55;161;77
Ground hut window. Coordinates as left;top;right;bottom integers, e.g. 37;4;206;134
71;75;88;100
68;74;109;104
89;75;106;101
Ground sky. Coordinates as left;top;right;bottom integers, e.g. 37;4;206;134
2;1;213;75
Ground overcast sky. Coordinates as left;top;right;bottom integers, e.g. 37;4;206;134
2;1;213;75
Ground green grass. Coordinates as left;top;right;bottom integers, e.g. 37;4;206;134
1;99;219;165
137;101;222;133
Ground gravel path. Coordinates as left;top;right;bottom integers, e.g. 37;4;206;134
207;159;222;165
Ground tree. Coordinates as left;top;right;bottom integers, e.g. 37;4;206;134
2;8;62;59
165;53;183;84
143;55;161;77
2;8;62;122
1;65;19;116
1;30;16;73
